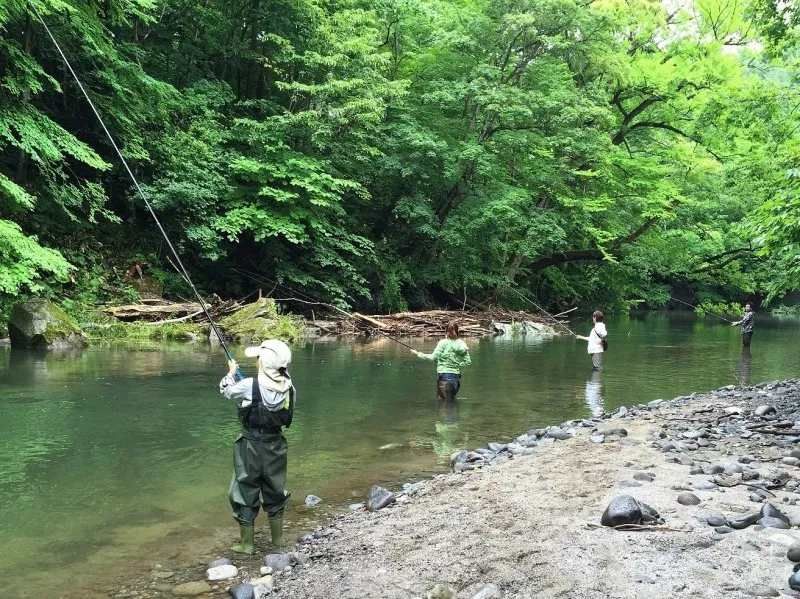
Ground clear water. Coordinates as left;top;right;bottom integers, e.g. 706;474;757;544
1;312;797;597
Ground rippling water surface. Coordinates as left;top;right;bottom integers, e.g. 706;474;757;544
1;312;798;597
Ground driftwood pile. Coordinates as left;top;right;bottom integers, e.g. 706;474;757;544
102;298;241;325
310;308;564;338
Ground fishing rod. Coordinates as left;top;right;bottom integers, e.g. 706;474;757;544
503;285;579;337
232;268;419;351
669;297;735;324
31;4;242;378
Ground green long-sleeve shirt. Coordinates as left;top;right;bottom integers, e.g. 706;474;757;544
416;338;471;374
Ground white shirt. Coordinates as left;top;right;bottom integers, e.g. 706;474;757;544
587;322;607;354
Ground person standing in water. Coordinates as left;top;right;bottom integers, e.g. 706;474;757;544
220;340;295;554
731;302;755;347
412;321;471;401
576;310;608;370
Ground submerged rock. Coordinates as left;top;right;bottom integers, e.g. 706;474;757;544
305;494;322;506
367;485;396;511
8;299;87;350
601;495;662;527
172;581;212;596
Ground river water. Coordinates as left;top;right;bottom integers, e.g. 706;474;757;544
1;312;798;597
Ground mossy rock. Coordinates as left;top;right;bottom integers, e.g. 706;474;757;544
219;298;302;343
9;299;88;350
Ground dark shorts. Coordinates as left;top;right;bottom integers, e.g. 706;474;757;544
437;373;461;401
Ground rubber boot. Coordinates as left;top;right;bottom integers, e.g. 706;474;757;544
268;515;284;548
231;524;255;554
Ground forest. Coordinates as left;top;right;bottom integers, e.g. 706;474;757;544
1;0;800;322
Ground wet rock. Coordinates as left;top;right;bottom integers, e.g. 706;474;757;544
305;494;322;506
367;485;396;511
8;299;87;350
172;581;212;596
208;558;232;568
788;542;800;562
207;564;238;581
470;584;500;599
601;495;662;527
228;583;254;599
349;502;365;511
755;405;777;417
677;492;701;506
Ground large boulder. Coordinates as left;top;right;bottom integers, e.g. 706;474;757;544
219;297;301;343
8;299;87;350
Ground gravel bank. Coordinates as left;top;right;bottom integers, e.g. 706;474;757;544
131;379;800;598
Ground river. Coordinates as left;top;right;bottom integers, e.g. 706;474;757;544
1;312;797;597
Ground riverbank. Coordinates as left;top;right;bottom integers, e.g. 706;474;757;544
140;378;800;598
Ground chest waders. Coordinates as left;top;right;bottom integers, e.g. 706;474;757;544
229;378;295;554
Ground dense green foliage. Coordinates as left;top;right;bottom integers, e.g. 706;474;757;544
1;0;799;319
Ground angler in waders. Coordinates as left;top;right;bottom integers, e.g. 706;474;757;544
412;321;471;401
731;302;755;347
220;340;295;554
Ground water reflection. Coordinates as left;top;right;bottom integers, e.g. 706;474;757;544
584;369;604;417
433;401;460;458
736;347;752;386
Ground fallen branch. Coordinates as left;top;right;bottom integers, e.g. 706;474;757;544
140;309;206;326
585;522;688;532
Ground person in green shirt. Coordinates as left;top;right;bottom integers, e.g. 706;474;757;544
412;321;472;401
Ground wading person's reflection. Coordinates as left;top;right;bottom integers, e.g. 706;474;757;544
433;399;460;457
585;369;604;417
736;346;752;386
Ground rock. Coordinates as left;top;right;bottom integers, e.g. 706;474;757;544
723;462;744;475
228;584;254;599
788;543;800;562
759;516;791;529
8;299;87;350
208;558;232;568
706;514;727;527
305;494;322;506
683;429;708;440
488;442;508;452
691;480;717;491
791;564;800;591
677;492;701;506
546;429;572;441
206;564;238;581
601;495;662;527
264;553;293;571
426;584;457;599
791;449;800;460
619;480;642;488
715;526;735;534
633;472;655;482
783;457;800;467
762;503;791;525
705;465;725;475
601;427;628;437
367;485;396;511
172;581;212;596
755;405;777;417
590;433;605;444
728;513;761;530
616;406;629;417
647;399;664;408
470;584;500;599
724;406;743;415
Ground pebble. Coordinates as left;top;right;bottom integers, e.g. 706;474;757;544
590;433;605;444
470;583;500;599
207;564;238;581
691;480;717;491
755;405;777;417
264;553;292;571
634;472;655;482
706;514;727;527
305;494;322;506
260;566;273;575
783;457;800;467
228;583;254;599
677;492;701;506
172;581;212;596
715;526;735;534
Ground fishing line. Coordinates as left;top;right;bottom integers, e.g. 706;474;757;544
30;3;240;374
669;297;735;324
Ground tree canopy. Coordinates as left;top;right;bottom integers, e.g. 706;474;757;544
1;0;799;317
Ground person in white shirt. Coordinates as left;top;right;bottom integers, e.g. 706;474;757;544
576;310;608;370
